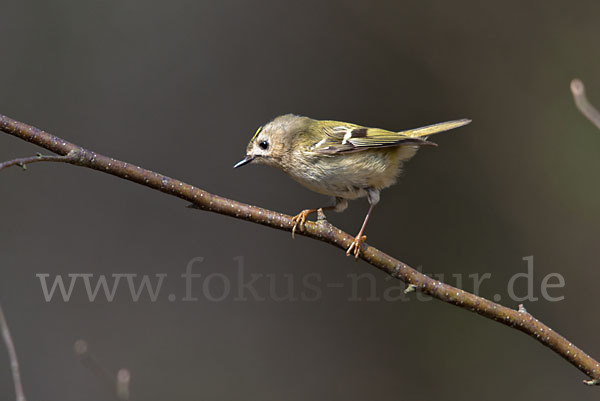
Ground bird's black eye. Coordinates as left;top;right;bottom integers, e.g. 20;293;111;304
259;140;269;150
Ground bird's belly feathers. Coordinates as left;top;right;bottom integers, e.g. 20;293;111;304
284;146;417;200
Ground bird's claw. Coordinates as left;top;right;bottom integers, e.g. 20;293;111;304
346;235;367;259
291;209;313;239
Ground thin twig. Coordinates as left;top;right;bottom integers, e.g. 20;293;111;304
0;153;76;171
571;79;600;130
0;304;27;401
1;113;599;385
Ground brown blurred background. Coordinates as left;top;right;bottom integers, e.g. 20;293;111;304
1;0;600;399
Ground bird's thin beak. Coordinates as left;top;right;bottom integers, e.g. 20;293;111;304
233;155;255;169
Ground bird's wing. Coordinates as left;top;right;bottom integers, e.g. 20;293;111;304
312;119;471;154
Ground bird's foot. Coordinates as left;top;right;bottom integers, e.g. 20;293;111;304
346;234;367;259
291;209;316;238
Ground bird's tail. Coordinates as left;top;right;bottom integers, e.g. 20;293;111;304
399;119;471;139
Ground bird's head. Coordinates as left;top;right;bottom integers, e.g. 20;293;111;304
234;114;310;169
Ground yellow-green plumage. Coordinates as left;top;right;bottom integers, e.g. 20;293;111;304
238;114;470;200
234;114;471;257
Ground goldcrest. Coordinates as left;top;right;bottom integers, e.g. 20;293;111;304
235;114;470;258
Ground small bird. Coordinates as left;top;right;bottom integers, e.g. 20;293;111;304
234;114;470;258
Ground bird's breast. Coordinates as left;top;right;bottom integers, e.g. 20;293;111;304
280;147;413;199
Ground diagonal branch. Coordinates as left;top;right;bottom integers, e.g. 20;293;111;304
1;113;599;385
0;304;27;401
571;79;600;130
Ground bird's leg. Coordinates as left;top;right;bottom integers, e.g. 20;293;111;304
345;204;374;258
346;189;379;259
291;197;347;238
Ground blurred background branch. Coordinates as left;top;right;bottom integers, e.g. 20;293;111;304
74;340;131;401
571;79;600;130
0;304;26;401
1;113;599;386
